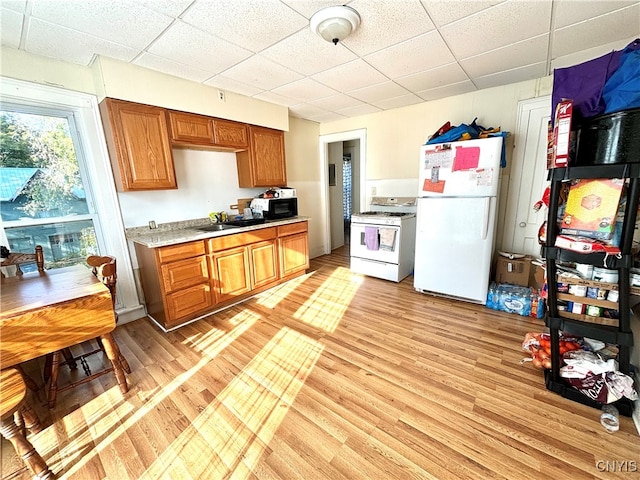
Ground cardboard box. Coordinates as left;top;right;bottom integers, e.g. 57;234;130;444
495;255;532;286
529;262;546;290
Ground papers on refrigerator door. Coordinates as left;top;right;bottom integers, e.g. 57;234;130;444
421;142;496;195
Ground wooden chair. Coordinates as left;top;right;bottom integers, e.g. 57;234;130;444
43;255;131;407
0;245;45;280
0;368;56;479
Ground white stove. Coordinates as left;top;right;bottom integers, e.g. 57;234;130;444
350;197;417;282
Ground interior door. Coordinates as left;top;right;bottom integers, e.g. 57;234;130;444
502;96;551;256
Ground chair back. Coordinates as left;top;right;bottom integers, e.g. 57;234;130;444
86;255;117;307
0;245;45;280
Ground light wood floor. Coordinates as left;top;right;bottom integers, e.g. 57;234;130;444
2;247;638;480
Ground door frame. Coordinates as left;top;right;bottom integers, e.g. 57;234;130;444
318;129;366;255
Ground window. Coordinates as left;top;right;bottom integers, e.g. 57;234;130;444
0;108;100;269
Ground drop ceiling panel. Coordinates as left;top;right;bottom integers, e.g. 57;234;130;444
441;0;552;59
2;1;26;13
30;0;173;49
307;94;364;111
472;62;548;90
371;93;424;110
396;63;469;92
25;18;138;65
271;78;338;103
134;52;213;83
204;76;264;97
147;21;252;73
364;30;456;78
341;0;435;56
136;0;194;17
347;81;411;103
220;55;303;91
552;4;640;58
461;34;549;78
312;59;389;92
1;8;23;48
180;0;308;52
421;0;505;27
553;0;636;28
416;80;477;101
336;103;381;117
260;28;357;76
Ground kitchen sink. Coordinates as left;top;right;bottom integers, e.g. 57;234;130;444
196;224;238;232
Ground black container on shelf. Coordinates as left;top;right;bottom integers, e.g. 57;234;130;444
574;107;640;166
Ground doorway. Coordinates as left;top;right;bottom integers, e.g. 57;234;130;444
319;129;366;256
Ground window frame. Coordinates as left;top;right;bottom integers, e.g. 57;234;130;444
0;77;144;323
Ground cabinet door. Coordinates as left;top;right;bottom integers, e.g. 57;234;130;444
165;283;213;326
213;119;248;149
168;111;215;147
236;126;286;187
160;256;209;293
211;246;251;303
250;240;279;289
100;98;177;191
279;232;309;278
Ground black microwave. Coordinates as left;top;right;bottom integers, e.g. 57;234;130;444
250;197;298;220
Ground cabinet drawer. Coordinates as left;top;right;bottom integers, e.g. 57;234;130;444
208;227;277;252
161;256;209;293
278;221;308;237
157;241;206;263
166;283;212;323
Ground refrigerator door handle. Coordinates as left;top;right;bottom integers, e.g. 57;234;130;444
481;197;490;240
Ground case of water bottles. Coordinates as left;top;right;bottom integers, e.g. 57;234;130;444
486;282;545;318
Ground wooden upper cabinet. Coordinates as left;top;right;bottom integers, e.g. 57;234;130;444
236;125;287;188
213;119;248;150
168;111;215;147
100;98;177;191
168;111;248;151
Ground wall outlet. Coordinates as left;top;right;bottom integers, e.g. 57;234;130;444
149;220;157;229
218;90;225;102
371;186;377;195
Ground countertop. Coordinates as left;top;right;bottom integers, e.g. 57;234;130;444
128;216;310;248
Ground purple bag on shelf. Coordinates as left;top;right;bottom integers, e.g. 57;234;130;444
552;50;622;125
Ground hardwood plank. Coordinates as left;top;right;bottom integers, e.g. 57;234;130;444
2;247;638;480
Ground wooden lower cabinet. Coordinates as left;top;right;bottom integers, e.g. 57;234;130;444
211;246;252;303
250;240;279;288
278;222;309;279
135;220;308;331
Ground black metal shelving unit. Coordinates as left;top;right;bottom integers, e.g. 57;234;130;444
544;163;638;417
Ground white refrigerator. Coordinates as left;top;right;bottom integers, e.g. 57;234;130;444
414;136;503;304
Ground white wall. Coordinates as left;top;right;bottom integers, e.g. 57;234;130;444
118;149;263;228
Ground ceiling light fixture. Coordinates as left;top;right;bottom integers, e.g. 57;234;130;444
310;5;361;45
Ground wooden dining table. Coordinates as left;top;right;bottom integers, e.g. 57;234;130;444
0;264;129;405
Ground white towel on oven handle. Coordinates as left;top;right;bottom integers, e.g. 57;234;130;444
379;228;396;251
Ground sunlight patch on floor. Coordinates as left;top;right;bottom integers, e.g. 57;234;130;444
293;267;362;333
58;309;260;478
138;326;324;479
255;271;314;309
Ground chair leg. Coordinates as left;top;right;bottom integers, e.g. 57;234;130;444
99;333;129;394
61;348;77;370
20;403;43;435
47;351;61;409
0;416;55;479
